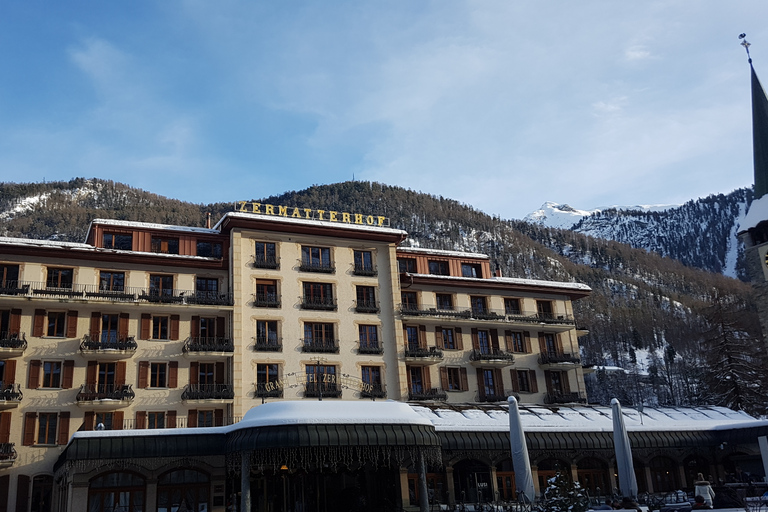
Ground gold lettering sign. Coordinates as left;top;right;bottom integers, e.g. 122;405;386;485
236;201;390;227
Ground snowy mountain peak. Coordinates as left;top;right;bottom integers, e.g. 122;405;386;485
525;202;681;230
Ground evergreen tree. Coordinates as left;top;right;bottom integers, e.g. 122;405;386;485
537;472;589;512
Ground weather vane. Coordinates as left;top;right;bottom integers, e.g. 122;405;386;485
740;33;752;64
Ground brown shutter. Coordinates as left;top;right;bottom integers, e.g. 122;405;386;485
84;411;94;431
188;410;198;428
33;309;45;337
538;334;547;354
113;411;124;430
216;317;225;337
86;361;98;387
435;326;443;349
490;329;500;351
471;328;479;350
136;411;147;429
494;369;503;395
215;362;225;385
562;372;571;393
529;370;539;393
28;360;41;389
168;361;178;388
9;309;21;336
66;310;78;338
138;361;149;389
459;368;468;391
402;327;408;349
190;362;199;385
439;367;448;390
544;370;552;394
476;369;486;400
523;331;532;353
115;362;126;386
90;312;101;339
118;313;130;340
23;413;36;446
62;360;74;389
3;360;15;387
215;408;224;427
167;410;177;428
406;367;412;389
191;316;200;338
0;412;11;443
423;368;431;390
16;475;30;512
57;412;70;445
455;327;463;350
556;333;564;354
510;370;520;393
170;315;180;340
140;314;151;340
505;330;513;351
418;325;426;348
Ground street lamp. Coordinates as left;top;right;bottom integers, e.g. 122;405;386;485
310;356;327;401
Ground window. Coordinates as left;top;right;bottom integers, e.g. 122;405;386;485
305;364;338;397
304;322;335;350
148;411;165;429
151;236;179;254
88;472;145;512
514;369;538;393
428;260;449;275
543;333;558;355
99;271;125;292
0;263;20;287
477;330;491;354
398;258;417;273
461;262;482;278
255;279;280;307
196;277;219;294
302;282;335;309
301;246;333;272
30;475;53;512
256;364;280;395
443;367;467;391
255;320;279;348
441;328;456;350
103;232;133;250
471;296;487;314
150;363;167;388
47;312;66;337
505;298;522;315
436;293;453;310
199;317;219;340
38;412;58;445
42;361;62;388
401;291;418;310
254;241;278;269
405;326;421;350
153;316;169;340
197;240;223;258
481;368;500;398
355;286;378;312
361;366;382;390
358;325;379;351
409;366;425;393
95;412;114;430
508;331;525;353
537;300;553;319
197;363;216;386
46;268;73;289
101;314;119;343
98;362;117;391
353;250;376;275
150;274;174;296
548;370;564;394
198;410;215;428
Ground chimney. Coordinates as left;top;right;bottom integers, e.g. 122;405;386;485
206;212;211;229
495;268;503;278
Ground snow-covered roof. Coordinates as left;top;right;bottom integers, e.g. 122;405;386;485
397;247;490;259
0;236;92;251
88;218;220;235
740;194;768;233
215;212;408;237
408;272;592;293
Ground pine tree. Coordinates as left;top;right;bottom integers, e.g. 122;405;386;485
538;472;589;512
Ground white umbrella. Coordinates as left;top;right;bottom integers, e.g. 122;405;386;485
508;396;535;503
611;398;638;498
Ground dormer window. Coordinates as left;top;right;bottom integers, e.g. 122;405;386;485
151;236;179;255
461;263;482;278
103;233;133;251
428;260;449;276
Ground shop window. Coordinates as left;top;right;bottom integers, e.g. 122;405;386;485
88;472;145;512
151;236;179;254
157;469;209;512
102;233;133;251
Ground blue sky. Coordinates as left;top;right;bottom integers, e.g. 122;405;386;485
0;1;766;220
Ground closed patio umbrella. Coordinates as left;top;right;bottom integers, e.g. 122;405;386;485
508;396;535;503
611;398;638;498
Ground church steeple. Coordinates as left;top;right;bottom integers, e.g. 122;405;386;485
742;34;768;199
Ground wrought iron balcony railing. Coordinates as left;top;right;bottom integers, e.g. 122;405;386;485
408;387;447;401
183;336;234;353
76;384;135;402
0;280;30;296
469;349;515;363
404;346;443;359
253;293;281;308
360;384;386;399
0;443;17;463
253;255;280;269
80;334;138;352
299;260;335;274
478;391;510;403
255;382;284;399
304;382;342;398
301;338;340;354
0;332;27;351
301;296;337;311
539;352;581;365
358;341;383;355
181;384;235;401
354;300;380;313
398;304;576;325
0;384;22;403
353;264;377;277
253;336;282;352
544;392;587;404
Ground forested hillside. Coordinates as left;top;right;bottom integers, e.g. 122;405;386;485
1;178;764;414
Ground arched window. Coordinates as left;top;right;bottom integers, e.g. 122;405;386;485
157;469;209;512
88;472;145;512
31;475;53;512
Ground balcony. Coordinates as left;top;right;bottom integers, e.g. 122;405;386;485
354;300;380;314
358;341;383;355
299;260;335;274
30;281;86;299
0;332;26;357
76;384;135;408
544;392;587;404
253;255;280;270
23;282;235;306
181;384;235;402
253;336;283;352
0;280;30;296
408;387;447;401
353;264;377;277
469;349;515;367
399;305;576;327
477;391;511;403
301;296;337;311
80;335;138;359
0;443;16;468
185;291;235;306
255;382;284;399
360;384;387;399
301;338;340;354
304;382;342;399
404;345;443;364
253;293;281;308
539;352;582;367
0;384;22;409
183;336;234;355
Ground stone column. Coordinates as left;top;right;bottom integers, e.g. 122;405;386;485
418;452;429;512
490;465;499;504
532;466;540;498
571;464;579;485
241;451;252;512
145;477;158;512
644;467;654;493
445;465;456;507
68;483;89;512
399;467;410;507
608;466;618;494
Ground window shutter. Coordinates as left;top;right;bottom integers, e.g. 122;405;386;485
113;411;124;430
140;314;151;340
471;328;479;350
216;362;225;384
188;410;198;428
83;411;94;431
434;327;443;349
191;316;200;338
62;360;74;389
33;309;45;337
459;368;468;391
167;410;177;428
505;330;513;351
406;367;412;389
15;475;30;512
9;309;21;336
0;412;11;443
168;362;178;388
402;327;408;349
523;331;531;352
423;368;431;390
136;411;147;429
476;370;485;401
556;333;564;354
57;412;70;445
138;361;149;389
490;329;500;351
86;361;98;387
418;325;426;348
544;370;552;395
23;413;36;446
90;312;101;339
529;370;539;393
538;335;547;354
118;313;130;340
494;369;503;395
562;372;571;394
216;317;225;337
28;360;41;389
455;328;463;350
115;362;126;386
170;315;180;340
510;370;520;393
66;310;78;338
215;408;224;427
439;367;448;390
190;362;199;385
3;360;15;387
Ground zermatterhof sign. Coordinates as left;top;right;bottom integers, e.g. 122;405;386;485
236;201;390;227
